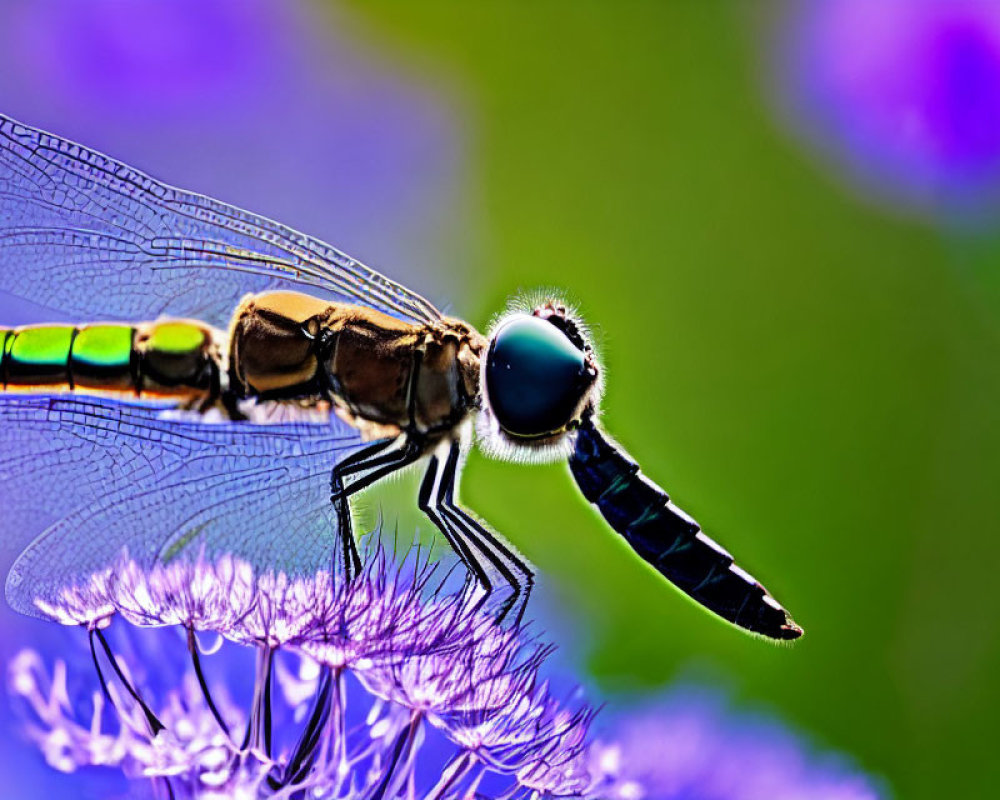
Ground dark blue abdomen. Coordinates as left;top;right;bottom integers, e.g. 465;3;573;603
569;416;801;640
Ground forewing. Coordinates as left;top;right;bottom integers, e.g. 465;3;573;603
0;113;441;327
0;395;365;619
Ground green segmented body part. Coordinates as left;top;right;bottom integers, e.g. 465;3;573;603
0;320;223;402
0;328;10;387
5;325;76;386
69;324;135;391
146;321;207;354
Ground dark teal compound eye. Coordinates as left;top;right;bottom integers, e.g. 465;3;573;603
485;314;593;438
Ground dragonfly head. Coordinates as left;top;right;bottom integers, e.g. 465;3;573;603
477;298;602;463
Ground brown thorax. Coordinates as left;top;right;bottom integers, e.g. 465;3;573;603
228;291;487;443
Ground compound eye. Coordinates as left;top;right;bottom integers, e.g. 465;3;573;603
485;315;590;438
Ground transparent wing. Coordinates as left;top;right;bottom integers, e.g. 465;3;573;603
0;112;441;327
0;395;366;619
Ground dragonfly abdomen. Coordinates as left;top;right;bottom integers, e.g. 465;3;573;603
0;320;223;403
569;416;802;640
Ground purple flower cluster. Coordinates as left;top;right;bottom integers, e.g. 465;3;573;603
10;547;597;798
11;647;249;794
8;546;889;799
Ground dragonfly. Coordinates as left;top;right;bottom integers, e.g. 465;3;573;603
0;112;802;640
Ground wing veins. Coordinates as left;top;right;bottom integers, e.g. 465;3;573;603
1;112;443;324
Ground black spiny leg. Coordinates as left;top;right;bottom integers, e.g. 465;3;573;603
325;343;430;580
440;442;534;623
420;441;535;623
418;454;492;596
330;439;390;578
330;436;425;578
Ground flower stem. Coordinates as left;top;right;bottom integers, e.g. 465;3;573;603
241;644;274;756
421;751;477;800
328;668;346;793
281;665;333;787
186;626;230;737
371;711;423;800
89;627;164;735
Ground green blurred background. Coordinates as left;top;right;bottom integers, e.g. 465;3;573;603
340;3;1000;798
2;0;998;796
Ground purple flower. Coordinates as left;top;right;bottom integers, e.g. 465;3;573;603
589;686;887;800
9;545;892;799
10;645;261;796
776;0;1000;217
9;545;597;798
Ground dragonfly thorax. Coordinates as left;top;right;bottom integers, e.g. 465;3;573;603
229;291;486;442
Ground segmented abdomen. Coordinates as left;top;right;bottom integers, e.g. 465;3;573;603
569;417;801;640
0;320;223;402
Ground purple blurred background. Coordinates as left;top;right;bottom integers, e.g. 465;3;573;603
774;0;1000;221
0;0;467;323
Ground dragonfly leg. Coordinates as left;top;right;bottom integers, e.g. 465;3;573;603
418;454;492;594
426;440;535;624
330;439;393;577
329;435;426;578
